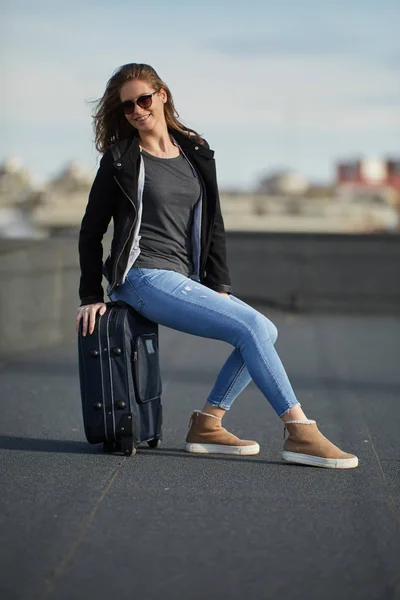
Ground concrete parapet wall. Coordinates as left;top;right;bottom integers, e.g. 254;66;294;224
0;238;82;355
227;232;400;312
0;233;399;355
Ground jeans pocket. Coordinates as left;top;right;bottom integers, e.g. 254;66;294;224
135;267;161;284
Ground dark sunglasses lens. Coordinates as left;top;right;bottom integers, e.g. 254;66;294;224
137;94;153;109
122;101;135;114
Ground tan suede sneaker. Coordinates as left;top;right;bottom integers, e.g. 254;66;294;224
282;420;358;469
185;411;260;455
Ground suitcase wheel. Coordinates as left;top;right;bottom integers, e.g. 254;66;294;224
103;440;121;453
118;413;135;456
148;439;161;449
121;437;136;456
103;440;136;456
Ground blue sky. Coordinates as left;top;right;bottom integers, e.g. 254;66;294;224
1;0;399;188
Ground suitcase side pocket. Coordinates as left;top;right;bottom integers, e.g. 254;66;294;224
133;333;162;403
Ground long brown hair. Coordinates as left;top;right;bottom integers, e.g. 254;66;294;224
92;63;203;153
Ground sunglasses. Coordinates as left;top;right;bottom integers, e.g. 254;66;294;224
120;92;157;115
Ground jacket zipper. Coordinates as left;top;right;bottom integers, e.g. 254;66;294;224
109;176;137;292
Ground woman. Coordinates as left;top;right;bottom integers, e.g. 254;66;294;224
76;63;358;469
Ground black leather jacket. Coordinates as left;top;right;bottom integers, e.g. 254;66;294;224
78;129;232;305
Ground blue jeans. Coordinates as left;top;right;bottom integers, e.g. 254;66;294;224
111;267;300;417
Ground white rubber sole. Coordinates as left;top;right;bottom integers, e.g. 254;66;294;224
185;442;260;456
282;451;358;469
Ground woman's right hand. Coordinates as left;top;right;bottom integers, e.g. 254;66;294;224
76;303;107;336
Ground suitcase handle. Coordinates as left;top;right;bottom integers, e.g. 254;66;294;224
106;300;130;308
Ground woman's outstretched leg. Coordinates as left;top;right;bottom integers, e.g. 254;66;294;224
201;296;308;422
203;295;277;412
112;268;358;467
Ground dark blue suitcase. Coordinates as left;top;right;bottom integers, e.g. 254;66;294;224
78;301;162;456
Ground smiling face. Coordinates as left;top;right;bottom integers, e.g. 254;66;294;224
119;79;167;134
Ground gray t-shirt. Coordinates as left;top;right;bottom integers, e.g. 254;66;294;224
134;149;201;276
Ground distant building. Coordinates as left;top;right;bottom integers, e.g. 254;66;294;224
386;159;400;192
336;157;400;205
0;157;94;237
257;170;309;196
31;161;93;233
0;157;45;238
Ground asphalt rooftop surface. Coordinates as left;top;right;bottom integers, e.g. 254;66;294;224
0;308;399;600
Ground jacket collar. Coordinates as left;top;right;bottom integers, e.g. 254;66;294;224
169;129;214;159
112;128;214;170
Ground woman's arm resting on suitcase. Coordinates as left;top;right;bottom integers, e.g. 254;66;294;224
76;303;107;336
